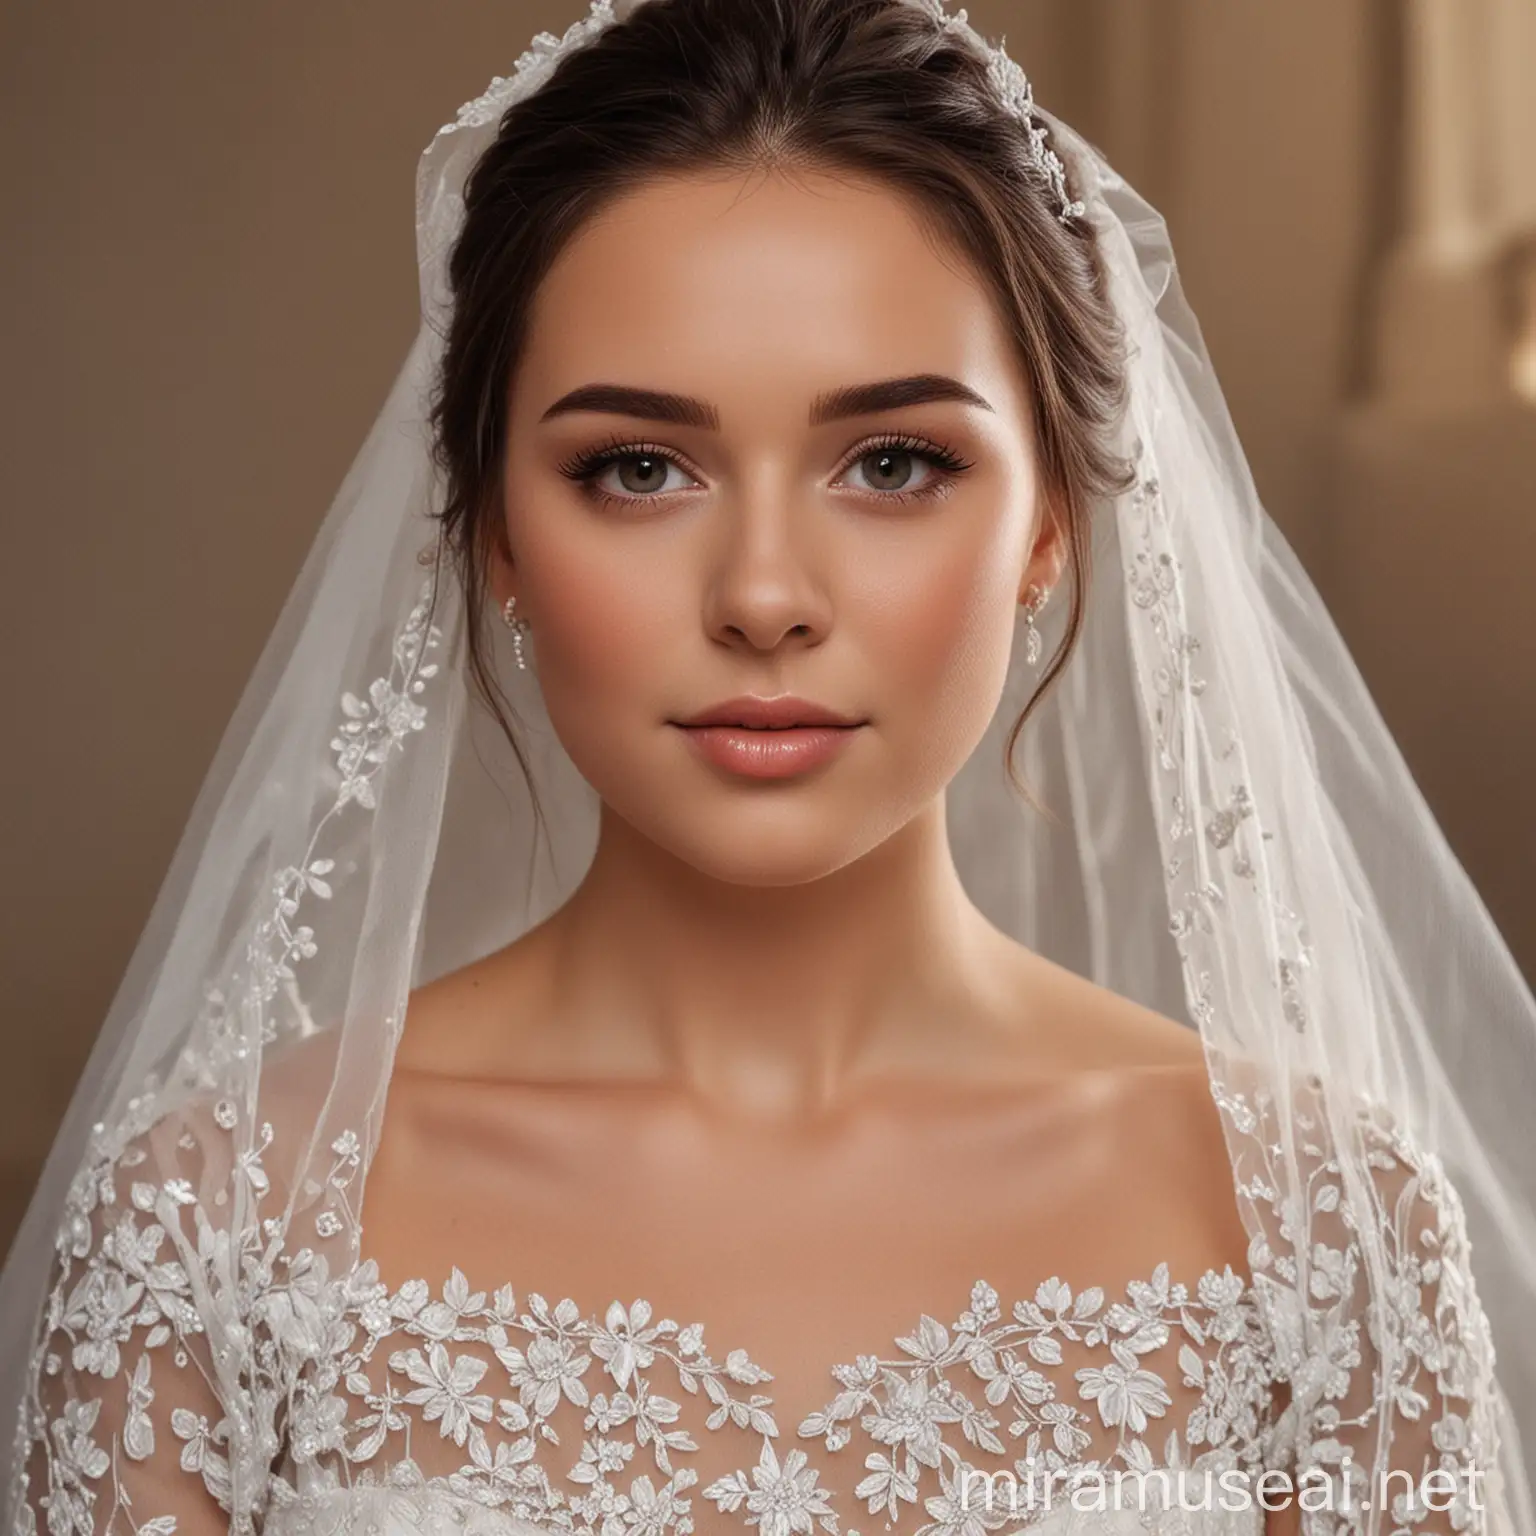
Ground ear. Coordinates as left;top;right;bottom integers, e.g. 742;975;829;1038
1019;496;1070;604
484;515;520;614
487;551;516;613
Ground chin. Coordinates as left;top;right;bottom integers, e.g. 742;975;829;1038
639;797;907;889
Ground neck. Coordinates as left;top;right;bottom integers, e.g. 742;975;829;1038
540;798;1018;1117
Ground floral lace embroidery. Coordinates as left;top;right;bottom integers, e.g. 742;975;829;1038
908;0;1085;224
1122;449;1502;1531
15;1093;1283;1536
111;574;444;1148
10;570;445;1536
1211;1082;1499;1532
438;0;617;139
793;1269;1270;1527
16;1088;1499;1536
299;1261;1274;1534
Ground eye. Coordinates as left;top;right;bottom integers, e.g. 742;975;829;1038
596;452;696;498
835;434;973;501
558;440;703;505
844;447;933;494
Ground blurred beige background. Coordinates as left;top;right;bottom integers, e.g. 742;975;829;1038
1;0;1533;1248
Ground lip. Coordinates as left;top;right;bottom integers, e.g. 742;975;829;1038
675;695;864;730
670;695;867;780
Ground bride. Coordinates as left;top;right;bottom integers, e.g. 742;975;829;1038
4;0;1534;1532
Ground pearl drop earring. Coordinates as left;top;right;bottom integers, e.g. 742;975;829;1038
1021;583;1051;668
501;595;528;671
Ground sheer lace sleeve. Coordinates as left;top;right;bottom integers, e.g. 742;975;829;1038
15;1099;276;1536
1218;1078;1503;1533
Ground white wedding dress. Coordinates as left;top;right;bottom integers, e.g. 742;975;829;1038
20;1079;1483;1536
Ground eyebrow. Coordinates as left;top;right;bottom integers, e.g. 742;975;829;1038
537;373;994;429
539;384;719;429
809;373;994;424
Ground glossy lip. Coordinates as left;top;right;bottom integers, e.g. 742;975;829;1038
670;695;868;780
674;695;865;730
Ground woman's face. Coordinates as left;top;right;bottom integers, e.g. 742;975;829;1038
496;167;1062;886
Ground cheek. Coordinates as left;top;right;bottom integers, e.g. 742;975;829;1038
859;502;1033;736
507;496;691;716
904;540;1020;690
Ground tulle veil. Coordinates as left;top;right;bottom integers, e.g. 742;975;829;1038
2;2;1533;1531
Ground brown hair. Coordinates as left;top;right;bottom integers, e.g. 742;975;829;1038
430;0;1132;798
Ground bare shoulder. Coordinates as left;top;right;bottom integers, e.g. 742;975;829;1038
969;947;1249;1275
1049;961;1235;1206
988;941;1208;1073
1025;1053;1250;1287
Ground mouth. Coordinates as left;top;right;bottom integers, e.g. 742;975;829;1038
670;696;868;780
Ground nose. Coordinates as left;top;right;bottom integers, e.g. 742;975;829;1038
702;482;832;655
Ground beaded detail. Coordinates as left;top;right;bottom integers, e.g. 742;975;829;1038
10;1082;1497;1536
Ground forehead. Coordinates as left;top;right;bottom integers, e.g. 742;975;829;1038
516;167;1025;416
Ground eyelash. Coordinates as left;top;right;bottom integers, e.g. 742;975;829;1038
557;436;695;507
837;433;975;504
556;432;975;507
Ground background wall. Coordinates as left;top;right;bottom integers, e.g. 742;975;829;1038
1;0;1532;1246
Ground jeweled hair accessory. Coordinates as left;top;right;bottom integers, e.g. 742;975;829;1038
438;0;1086;230
909;0;1087;224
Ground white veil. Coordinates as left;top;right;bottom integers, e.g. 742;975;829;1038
3;2;1534;1532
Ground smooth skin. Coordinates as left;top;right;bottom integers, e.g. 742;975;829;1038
361;167;1279;1523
